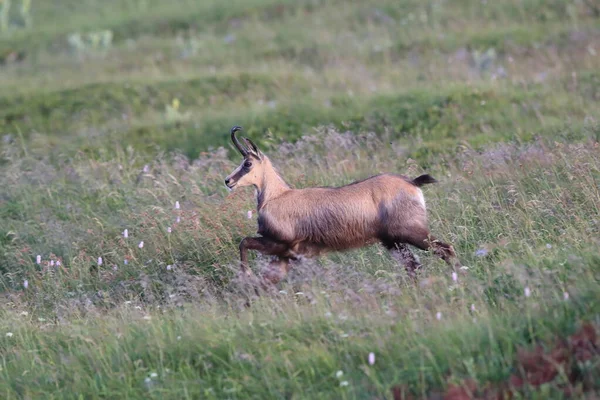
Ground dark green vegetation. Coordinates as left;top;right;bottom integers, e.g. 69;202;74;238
0;0;599;398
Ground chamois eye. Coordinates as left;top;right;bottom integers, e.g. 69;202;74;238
243;161;252;169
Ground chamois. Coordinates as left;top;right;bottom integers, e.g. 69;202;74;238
225;126;461;284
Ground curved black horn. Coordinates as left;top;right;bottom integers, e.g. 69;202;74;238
230;126;247;156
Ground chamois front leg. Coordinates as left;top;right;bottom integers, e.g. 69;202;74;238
239;236;291;276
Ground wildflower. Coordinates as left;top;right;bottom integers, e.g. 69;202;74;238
150;372;158;378
340;381;349;387
368;352;375;365
166;265;172;271
336;370;344;378
123;229;128;238
6;332;13;337
167;227;172;233
247;210;253;219
56;260;61;266
143;315;151;320
563;292;569;301
144;377;151;384
546;243;552;249
124;259;128;265
138;241;144;249
143;165;150;173
474;248;488;257
98;257;103;266
23;280;28;289
471;304;476;312
436;312;442;320
324;312;332;318
113;266;118;271
451;272;458;282
50;260;55;267
36;255;41;264
177;336;182;341
524;287;531;297
176;216;181;223
175;201;180;209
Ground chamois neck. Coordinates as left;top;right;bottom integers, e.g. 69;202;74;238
256;157;290;210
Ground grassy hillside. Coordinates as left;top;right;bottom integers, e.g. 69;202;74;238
0;0;599;398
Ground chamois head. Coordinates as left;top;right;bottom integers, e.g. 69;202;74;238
225;126;265;190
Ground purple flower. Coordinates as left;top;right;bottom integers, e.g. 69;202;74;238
474;248;488;257
368;352;375;365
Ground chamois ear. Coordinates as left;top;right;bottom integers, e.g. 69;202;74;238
243;137;263;159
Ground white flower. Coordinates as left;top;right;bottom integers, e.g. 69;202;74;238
124;259;128;265
6;332;13;337
524;287;531;297
436;312;442;320
340;381;349;387
123;229;128;238
150;372;158;378
336;370;344;378
546;243;552;249
143;165;150;173
23;280;28;289
471;304;476;312
177;336;182;341
166;265;172;271
167;227;172;233
56;260;61;266
368;352;375;365
563;292;569;301
98;257;103;266
138;241;144;249
36;255;41;264
113;266;118;271
451;272;458;282
143;315;151;320
175;201;180;209
144;377;151;384
247;210;253;219
50;260;55;267
176;216;181;223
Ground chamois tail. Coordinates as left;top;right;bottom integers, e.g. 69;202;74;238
411;174;437;187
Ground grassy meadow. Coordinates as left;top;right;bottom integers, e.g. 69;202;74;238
0;0;599;398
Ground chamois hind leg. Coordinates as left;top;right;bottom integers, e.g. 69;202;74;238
239;236;291;276
403;227;461;270
382;242;422;278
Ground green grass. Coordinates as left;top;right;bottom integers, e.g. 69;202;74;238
0;0;599;398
